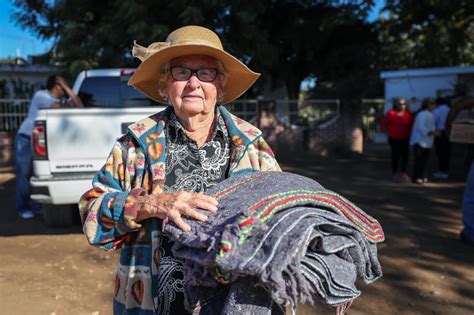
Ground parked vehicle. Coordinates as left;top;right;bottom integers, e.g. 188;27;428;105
30;69;165;226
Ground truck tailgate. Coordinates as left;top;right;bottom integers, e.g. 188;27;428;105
43;107;164;174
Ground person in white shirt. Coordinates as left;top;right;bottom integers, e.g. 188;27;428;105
15;75;83;219
431;97;451;179
409;98;437;184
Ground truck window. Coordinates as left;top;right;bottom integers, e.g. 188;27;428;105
78;76;158;108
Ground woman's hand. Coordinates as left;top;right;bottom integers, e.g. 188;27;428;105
136;192;218;231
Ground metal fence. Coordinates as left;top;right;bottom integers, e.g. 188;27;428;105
226;99;259;122
288;99;340;126
227;99;341;126
0;99;30;132
0;98;385;141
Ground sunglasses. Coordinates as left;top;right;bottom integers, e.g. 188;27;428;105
170;67;218;82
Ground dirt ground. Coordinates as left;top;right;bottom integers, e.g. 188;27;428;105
0;143;473;315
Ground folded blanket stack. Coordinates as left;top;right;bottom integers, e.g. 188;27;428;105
164;171;384;313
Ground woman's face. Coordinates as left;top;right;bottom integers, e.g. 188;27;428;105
165;55;222;118
395;99;407;111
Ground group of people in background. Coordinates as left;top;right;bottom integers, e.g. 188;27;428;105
381;96;451;184
383;95;474;246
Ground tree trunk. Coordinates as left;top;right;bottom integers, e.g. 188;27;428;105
339;99;364;154
286;71;303;100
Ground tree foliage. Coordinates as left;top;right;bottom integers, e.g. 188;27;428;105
13;0;474;101
377;0;474;70
12;0;474;100
12;0;378;99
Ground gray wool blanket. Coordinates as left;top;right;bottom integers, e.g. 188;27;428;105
163;171;384;314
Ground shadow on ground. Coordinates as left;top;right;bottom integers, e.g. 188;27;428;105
0;175;82;236
279;143;474;315
1;142;473;314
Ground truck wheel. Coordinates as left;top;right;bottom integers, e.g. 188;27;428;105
43;204;75;227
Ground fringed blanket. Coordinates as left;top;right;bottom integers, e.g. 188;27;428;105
163;171;384;314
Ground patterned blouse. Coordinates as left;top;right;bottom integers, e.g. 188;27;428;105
159;109;231;314
164;109;230;192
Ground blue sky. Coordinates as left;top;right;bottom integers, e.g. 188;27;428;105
0;0;385;59
368;0;386;22
0;0;53;58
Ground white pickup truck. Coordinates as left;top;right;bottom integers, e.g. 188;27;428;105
30;69;165;226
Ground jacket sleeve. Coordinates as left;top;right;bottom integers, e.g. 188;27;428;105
78;134;149;251
253;135;282;172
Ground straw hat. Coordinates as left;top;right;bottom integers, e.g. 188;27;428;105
128;25;260;104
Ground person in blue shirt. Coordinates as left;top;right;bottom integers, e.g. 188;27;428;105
432;97;451;179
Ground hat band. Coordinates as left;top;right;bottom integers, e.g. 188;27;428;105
132;39;223;62
132;41;171;61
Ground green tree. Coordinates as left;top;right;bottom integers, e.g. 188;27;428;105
12;1;228;75
13;0;379;153
12;0;377;99
216;1;377;99
0;79;10;98
9;78;41;98
378;0;474;69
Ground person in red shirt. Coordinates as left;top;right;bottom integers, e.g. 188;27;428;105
381;98;414;182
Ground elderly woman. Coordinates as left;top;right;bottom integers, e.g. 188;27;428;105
79;25;280;314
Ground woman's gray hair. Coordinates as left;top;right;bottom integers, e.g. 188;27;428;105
158;57;229;103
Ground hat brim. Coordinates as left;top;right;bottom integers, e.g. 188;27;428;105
128;45;260;105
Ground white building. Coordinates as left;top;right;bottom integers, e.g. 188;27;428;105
380;65;474;113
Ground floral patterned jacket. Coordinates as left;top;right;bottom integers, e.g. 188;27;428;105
79;105;281;314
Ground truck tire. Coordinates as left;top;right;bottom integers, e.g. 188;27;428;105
43;204;75;227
